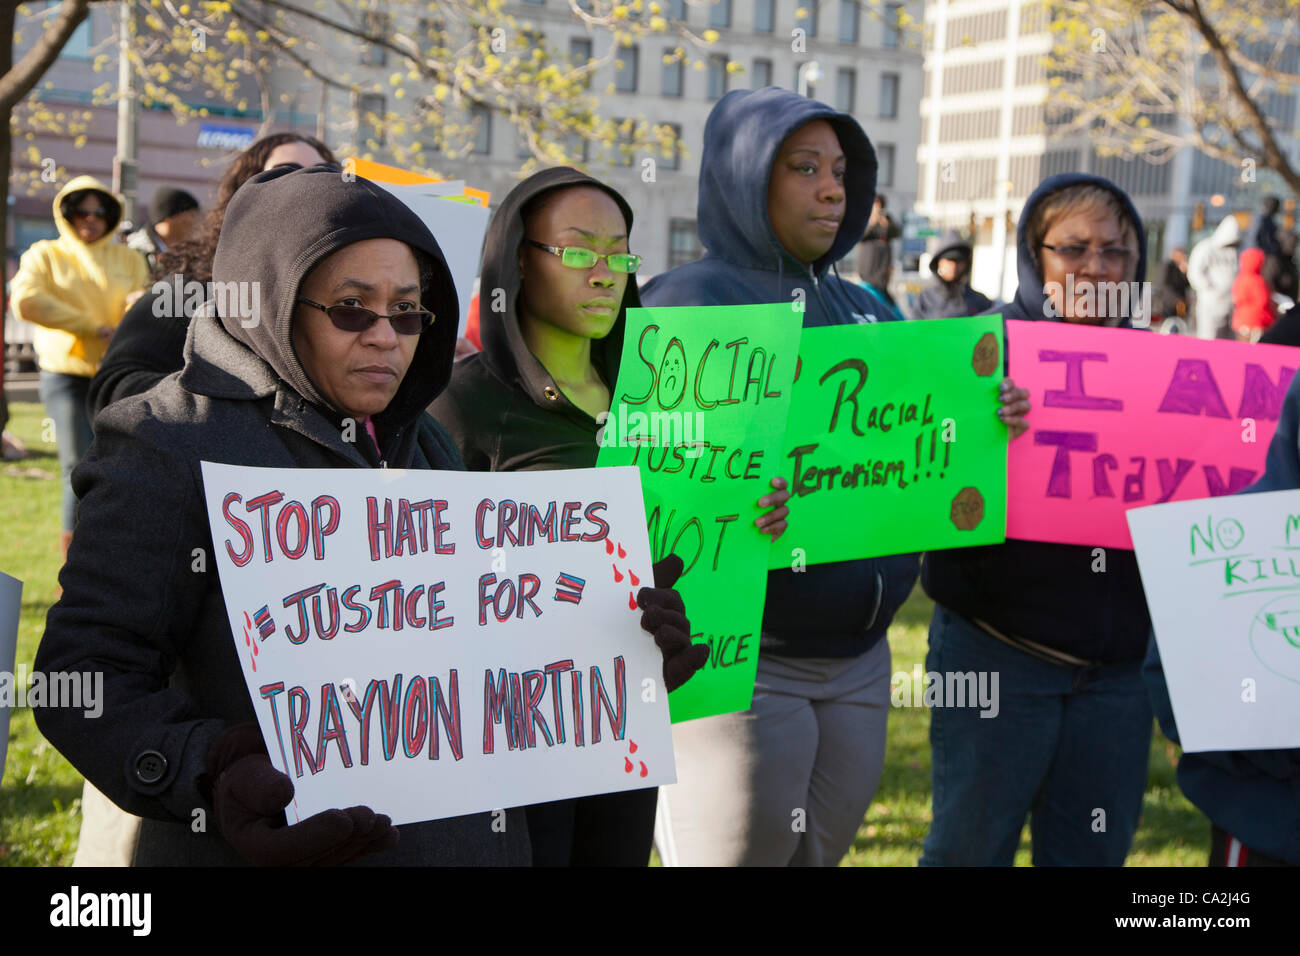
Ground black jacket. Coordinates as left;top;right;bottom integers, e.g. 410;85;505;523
429;167;635;471
923;173;1153;663
35;165;531;865
88;285;192;419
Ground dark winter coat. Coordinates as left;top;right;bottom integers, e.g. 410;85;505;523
639;87;920;660
34;164;531;866
87;285;193;419
922;172;1153;664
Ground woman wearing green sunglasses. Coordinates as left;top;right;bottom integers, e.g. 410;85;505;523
430;167;706;865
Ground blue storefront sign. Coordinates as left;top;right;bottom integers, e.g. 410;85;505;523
196;123;257;150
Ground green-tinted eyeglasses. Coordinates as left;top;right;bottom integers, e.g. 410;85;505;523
525;239;642;274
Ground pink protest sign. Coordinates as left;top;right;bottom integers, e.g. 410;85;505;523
1007;320;1296;549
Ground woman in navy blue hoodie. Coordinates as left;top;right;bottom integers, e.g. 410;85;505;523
922;173;1154;866
640;88;1029;866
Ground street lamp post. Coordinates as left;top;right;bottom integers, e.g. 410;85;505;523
797;61;822;98
113;0;139;227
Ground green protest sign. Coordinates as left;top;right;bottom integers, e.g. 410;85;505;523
596;304;803;722
770;315;1007;568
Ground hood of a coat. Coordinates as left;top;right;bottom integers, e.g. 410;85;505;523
929;229;972;276
477;166;638;419
1239;247;1267;274
208;163;459;435
1211;214;1242;248
1005;172;1148;324
53;175;124;250
696;87;877;277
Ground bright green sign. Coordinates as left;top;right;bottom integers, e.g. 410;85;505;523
596;304;803;722
770;315;1008;569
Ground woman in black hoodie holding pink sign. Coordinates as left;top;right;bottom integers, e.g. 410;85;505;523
429;167;708;865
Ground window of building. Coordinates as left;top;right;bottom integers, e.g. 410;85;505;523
879;72;899;117
470;104;492;155
661;123;683;170
615;118;636;166
882;2;902;48
752;57;773;88
669;218;703;268
707;54;729;100
357;92;386;147
49;1;91;59
360;10;390;66
669;0;686;19
839;0;859;43
616;44;639;93
795;62;817;98
836;68;856;113
877;143;895;186
710;0;732;29
663;49;684;96
796;2;818;38
570;36;593;89
754;0;774;33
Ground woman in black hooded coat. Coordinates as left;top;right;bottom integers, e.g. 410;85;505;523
429;167;707;865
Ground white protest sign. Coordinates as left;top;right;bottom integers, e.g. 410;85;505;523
200;462;674;826
1128;489;1300;752
374;181;490;337
0;571;21;781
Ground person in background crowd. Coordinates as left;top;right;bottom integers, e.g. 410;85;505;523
1187;215;1241;340
1143;369;1300;867
430;166;707;866
1154;245;1190;327
1262;230;1298;314
915;231;993;320
1245;196;1282;257
921;174;1153;867
9;176;149;560
126;187;200;273
863;193;901;243
1232;247;1277;343
88;132;336;418
637;86;1030;866
855;236;905;321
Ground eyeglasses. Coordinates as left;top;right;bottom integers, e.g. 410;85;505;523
296;297;433;335
524;239;641;274
72;208;108;220
1040;243;1133;268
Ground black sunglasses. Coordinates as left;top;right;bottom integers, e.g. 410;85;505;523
297;296;434;335
72;207;108;220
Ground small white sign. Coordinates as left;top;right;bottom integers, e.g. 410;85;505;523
1129;488;1300;752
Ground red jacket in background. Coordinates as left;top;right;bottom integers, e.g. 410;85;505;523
1233;247;1277;333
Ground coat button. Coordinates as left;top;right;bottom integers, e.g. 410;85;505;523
543;386;559;401
134;750;167;784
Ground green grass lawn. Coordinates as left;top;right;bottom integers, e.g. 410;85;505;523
0;399;1209;866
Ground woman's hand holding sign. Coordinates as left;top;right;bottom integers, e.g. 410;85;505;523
998;377;1032;440
205;723;398;866
755;476;791;542
637;554;708;693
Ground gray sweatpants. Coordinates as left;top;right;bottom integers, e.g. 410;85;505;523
655;638;892;866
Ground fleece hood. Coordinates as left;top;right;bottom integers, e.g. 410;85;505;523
1211;214;1242;248
209;163;459;434
53;175;124;249
696;87;877;277
477;166;638;419
1003;172;1148;324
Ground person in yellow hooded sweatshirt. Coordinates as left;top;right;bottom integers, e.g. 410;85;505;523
10;176;149;558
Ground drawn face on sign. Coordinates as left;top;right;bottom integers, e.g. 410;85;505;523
1215;518;1245;551
656;337;688;409
1249;595;1300;685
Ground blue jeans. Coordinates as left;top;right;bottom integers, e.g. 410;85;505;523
919;604;1152;866
39;370;94;531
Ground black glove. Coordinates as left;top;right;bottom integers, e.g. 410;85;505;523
636;554;708;693
204;723;399;866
